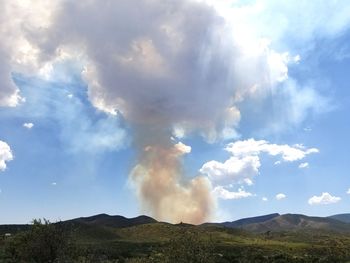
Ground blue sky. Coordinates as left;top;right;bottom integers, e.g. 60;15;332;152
0;0;350;224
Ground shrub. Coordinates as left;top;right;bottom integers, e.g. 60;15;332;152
4;218;76;263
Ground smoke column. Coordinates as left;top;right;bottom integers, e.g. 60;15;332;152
131;127;214;223
0;0;295;224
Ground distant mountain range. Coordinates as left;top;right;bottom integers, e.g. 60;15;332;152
215;213;350;233
1;213;350;235
328;213;350;224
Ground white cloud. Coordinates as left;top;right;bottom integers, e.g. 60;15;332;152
276;193;286;200
262;197;268;202
226;139;319;162
23;122;34;129
308;192;341;205
299;162;309;169
200;138;318;193
51;182;57;186
213;186;253;200
347;188;350;195
0;141;13;171
200;155;260;186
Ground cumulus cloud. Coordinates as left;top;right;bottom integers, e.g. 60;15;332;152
23;122;34;129
276;193;286;200
262;197;268;202
308;192;341;205
213;186;253;200
200;155;260;186
200;138;318;188
0;141;13;171
347;188;350;195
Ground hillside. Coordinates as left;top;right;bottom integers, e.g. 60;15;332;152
239;214;350;233
66;213;157;228
221;213;280;228
2;213;350;262
3;213;350;236
328;213;350;223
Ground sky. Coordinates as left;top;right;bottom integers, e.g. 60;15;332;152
0;0;350;224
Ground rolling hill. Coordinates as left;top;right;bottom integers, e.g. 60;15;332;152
66;213;157;228
2;213;350;262
234;213;350;233
2;212;350;236
328;213;350;223
221;213;280;228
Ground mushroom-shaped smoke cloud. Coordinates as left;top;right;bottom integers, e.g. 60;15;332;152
0;0;294;224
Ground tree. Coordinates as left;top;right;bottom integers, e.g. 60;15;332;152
4;218;75;263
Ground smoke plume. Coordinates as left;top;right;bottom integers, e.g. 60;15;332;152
43;0;237;224
131;132;213;223
0;0;303;223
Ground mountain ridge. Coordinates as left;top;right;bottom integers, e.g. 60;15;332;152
1;212;350;235
328;213;350;224
232;213;350;233
65;213;157;228
220;213;280;228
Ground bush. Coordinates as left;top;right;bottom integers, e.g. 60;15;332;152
3;218;76;263
163;229;214;263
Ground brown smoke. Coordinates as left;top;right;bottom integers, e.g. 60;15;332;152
130;132;214;224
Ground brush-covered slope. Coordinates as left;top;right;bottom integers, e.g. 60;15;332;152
67;213;157;228
328;213;350;223
222;213;280;228
241;214;350;233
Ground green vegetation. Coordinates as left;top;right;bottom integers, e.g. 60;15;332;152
0;219;76;262
1;218;350;262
